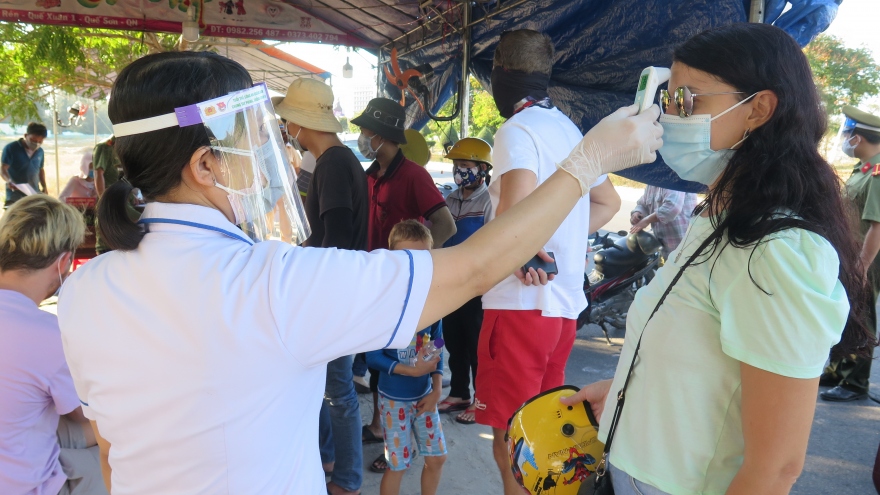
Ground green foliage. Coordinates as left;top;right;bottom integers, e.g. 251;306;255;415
424;76;501;148
805;35;880;119
477;126;494;146
470;78;503;133
0;23;182;124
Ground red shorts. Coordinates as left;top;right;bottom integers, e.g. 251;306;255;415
473;309;577;430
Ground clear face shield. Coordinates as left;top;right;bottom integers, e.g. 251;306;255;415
839;117;860;158
204;95;310;244
113;83;310;245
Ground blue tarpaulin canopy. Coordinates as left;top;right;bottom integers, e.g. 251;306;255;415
282;0;843;191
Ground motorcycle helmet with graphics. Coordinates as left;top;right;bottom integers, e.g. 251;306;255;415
507;386;605;495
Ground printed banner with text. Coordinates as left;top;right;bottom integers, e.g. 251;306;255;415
0;0;368;47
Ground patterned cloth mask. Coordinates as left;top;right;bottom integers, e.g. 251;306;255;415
454;166;482;187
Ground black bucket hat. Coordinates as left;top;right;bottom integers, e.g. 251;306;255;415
351;98;408;144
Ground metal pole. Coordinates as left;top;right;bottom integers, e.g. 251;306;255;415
52;88;60;195
459;0;471;139
749;0;765;23
93;99;98;146
376;51;382;98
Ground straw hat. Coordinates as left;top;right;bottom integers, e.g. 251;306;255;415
400;129;431;166
272;78;343;133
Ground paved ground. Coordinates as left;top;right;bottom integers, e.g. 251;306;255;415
356;186;880;494
356;327;880;495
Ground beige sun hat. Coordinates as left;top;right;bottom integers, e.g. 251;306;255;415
272;78;343;133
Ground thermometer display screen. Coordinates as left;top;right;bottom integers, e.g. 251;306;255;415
638;74;649;91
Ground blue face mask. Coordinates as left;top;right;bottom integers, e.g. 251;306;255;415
658;93;756;186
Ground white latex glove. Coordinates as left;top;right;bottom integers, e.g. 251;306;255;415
559;104;663;196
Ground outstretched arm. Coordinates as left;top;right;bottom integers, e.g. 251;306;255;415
417;104;663;329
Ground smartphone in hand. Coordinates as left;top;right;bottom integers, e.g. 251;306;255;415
522;251;558;276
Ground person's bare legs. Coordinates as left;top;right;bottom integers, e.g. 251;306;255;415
366;391;383;439
492;427;521;495
421;455;446;495
379;468;405;495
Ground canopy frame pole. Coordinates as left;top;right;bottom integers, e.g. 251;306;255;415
459;0;471;139
749;0;764;23
376;51;382;99
52;88;60;195
93;99;98;146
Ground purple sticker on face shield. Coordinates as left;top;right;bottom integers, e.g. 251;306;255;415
175;105;203;127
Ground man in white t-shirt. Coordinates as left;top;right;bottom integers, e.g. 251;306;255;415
473;29;622;495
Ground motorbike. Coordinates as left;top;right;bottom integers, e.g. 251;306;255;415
577;230;661;344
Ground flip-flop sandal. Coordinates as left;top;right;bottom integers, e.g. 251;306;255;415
437;399;470;413
369;453;388;473
361;425;383;444
455;408;477;425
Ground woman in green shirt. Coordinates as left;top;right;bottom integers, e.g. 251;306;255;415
564;24;874;495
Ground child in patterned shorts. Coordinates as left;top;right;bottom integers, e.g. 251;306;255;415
366;220;447;495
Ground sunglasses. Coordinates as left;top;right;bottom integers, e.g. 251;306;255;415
659;86;748;118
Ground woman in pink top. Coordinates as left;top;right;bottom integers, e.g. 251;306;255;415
0;195;106;495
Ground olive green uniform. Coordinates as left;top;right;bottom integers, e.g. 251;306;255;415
824;152;880;393
93;138;121;254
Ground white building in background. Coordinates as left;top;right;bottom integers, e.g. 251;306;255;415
353;83;375;116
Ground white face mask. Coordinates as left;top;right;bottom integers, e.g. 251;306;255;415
842;135;860;158
210;146;270;226
289;127;306;153
25;137;41;150
50;255;70;299
214;176;261;226
358;133;383;160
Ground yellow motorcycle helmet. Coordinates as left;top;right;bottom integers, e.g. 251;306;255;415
400;129;431;167
444;137;493;168
507;386;605;495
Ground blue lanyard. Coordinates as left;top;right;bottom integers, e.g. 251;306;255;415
139;218;254;245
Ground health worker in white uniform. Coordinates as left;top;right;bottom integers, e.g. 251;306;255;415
56;51;664;494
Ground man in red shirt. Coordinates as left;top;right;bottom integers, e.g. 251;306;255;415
351;98;456;472
352;98;456;251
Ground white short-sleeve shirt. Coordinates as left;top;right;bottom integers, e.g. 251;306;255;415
482;106;606;319
57;202;432;495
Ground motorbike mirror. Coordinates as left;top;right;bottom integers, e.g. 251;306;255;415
617;230;628;236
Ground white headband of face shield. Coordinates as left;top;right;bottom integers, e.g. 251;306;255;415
111;84;271;137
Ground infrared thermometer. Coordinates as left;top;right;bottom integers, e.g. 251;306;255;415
634;66;671;114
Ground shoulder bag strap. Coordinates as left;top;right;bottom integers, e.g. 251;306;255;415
596;224;724;476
